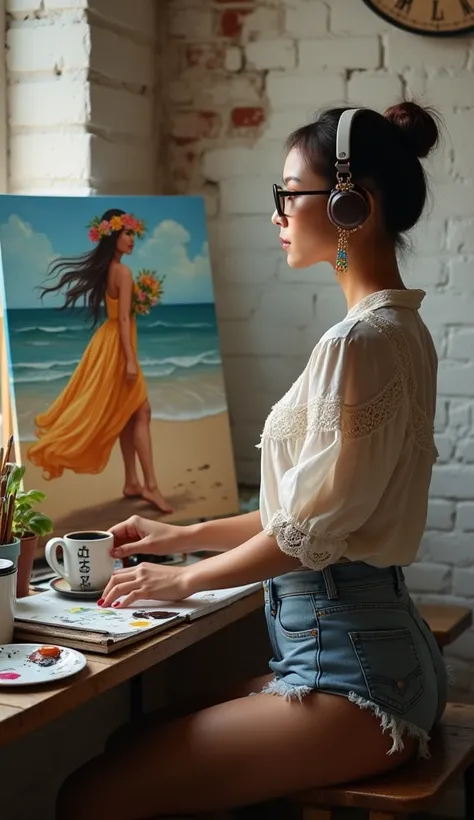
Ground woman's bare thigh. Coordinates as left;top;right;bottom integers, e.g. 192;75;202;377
106;672;274;752
57;685;415;820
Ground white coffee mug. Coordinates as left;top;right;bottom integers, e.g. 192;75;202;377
45;531;114;592
0;559;16;643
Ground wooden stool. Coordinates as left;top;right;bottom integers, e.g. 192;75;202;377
291;703;474;820
417;602;473;650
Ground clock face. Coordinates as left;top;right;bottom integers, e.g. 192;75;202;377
362;0;474;36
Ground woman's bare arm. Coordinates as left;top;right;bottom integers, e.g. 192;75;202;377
184;510;263;552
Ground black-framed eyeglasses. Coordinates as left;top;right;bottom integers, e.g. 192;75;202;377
273;183;331;218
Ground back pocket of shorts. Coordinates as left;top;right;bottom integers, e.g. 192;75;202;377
349;628;424;713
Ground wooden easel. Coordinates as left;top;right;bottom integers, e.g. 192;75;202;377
0;313;14;453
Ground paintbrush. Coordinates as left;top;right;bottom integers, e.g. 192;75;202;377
1;436;13;475
0;498;6;544
3;491;16;545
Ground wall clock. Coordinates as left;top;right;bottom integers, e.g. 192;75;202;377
361;0;474;36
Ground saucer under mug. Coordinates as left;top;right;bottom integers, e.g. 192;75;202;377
50;576;103;600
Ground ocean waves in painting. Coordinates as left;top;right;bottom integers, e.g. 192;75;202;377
7;304;228;439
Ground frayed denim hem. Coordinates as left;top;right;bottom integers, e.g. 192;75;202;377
258;677;312;702
251;677;431;757
347;692;430;759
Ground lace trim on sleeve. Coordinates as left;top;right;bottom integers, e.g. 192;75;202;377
259;371;403;444
265;509;347;570
259;312;436;459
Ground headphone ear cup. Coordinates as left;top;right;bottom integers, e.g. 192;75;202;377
327;188;370;230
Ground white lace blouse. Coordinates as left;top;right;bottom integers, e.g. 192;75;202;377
259;289;438;570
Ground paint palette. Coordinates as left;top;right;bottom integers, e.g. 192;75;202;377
0;643;87;686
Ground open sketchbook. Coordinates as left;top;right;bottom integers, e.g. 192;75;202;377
14;583;262;653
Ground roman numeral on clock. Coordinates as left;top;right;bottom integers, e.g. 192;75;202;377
459;0;474;15
395;0;414;12
432;0;444;21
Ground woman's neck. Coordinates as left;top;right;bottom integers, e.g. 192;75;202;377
338;241;406;312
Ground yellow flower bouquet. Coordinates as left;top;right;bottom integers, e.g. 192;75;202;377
132;270;165;316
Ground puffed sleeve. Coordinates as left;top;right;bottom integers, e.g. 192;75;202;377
262;322;409;569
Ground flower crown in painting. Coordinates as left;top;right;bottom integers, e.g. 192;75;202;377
87;213;146;243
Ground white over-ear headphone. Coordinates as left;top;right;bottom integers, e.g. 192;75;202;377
326;108;370;230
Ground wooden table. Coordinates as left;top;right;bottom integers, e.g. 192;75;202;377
0;588;263;747
0;596;471;749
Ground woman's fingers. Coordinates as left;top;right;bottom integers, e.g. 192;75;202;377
114;590;142;609
101;567;135;601
100;577;140;608
111;539;146;558
108;517;141;544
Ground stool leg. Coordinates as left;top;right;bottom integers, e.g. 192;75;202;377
465;762;474;819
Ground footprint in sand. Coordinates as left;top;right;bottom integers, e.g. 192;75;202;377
198;464;210;471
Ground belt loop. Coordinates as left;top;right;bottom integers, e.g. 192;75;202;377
264;579;278;616
322;566;339;600
394;566;403;596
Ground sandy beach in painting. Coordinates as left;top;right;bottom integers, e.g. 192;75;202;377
20;412;239;538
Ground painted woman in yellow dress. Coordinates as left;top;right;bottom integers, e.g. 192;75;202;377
26;208;173;514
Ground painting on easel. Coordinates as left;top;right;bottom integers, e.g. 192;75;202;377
0;195;238;536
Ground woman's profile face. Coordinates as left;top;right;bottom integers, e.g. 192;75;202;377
272;147;338;269
116;229;135;255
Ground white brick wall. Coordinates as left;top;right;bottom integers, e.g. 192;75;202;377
4;0;474;696
164;0;474;692
6;0;158;193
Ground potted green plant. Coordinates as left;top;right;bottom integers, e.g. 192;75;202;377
6;464;53;597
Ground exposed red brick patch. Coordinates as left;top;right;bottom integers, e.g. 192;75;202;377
172;110;221;140
186;44;225;70
231;106;265;127
219;8;251;37
173;136;199;146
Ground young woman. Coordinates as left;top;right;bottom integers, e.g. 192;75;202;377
28;208;172;513
57;102;447;818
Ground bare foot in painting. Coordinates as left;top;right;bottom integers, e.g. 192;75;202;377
142;486;174;514
123;482;144;499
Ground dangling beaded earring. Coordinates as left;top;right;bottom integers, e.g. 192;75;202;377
335;228;350;274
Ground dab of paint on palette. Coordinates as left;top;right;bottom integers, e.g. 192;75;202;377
129;620;151;628
0;671;20;680
132;610;178;620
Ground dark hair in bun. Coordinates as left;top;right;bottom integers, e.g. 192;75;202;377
287;101;442;248
384;101;440;159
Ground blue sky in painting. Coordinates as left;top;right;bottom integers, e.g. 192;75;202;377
0;195;214;309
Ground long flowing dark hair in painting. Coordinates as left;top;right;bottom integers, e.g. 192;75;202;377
26;207;173;514
40;209;134;327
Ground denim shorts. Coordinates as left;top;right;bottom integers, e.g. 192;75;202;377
260;562;447;757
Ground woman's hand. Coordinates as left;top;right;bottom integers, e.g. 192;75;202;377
109;515;187;560
99;562;194;608
126;359;138;382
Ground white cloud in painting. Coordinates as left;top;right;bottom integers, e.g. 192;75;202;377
137;219;213;304
0;215;58;309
